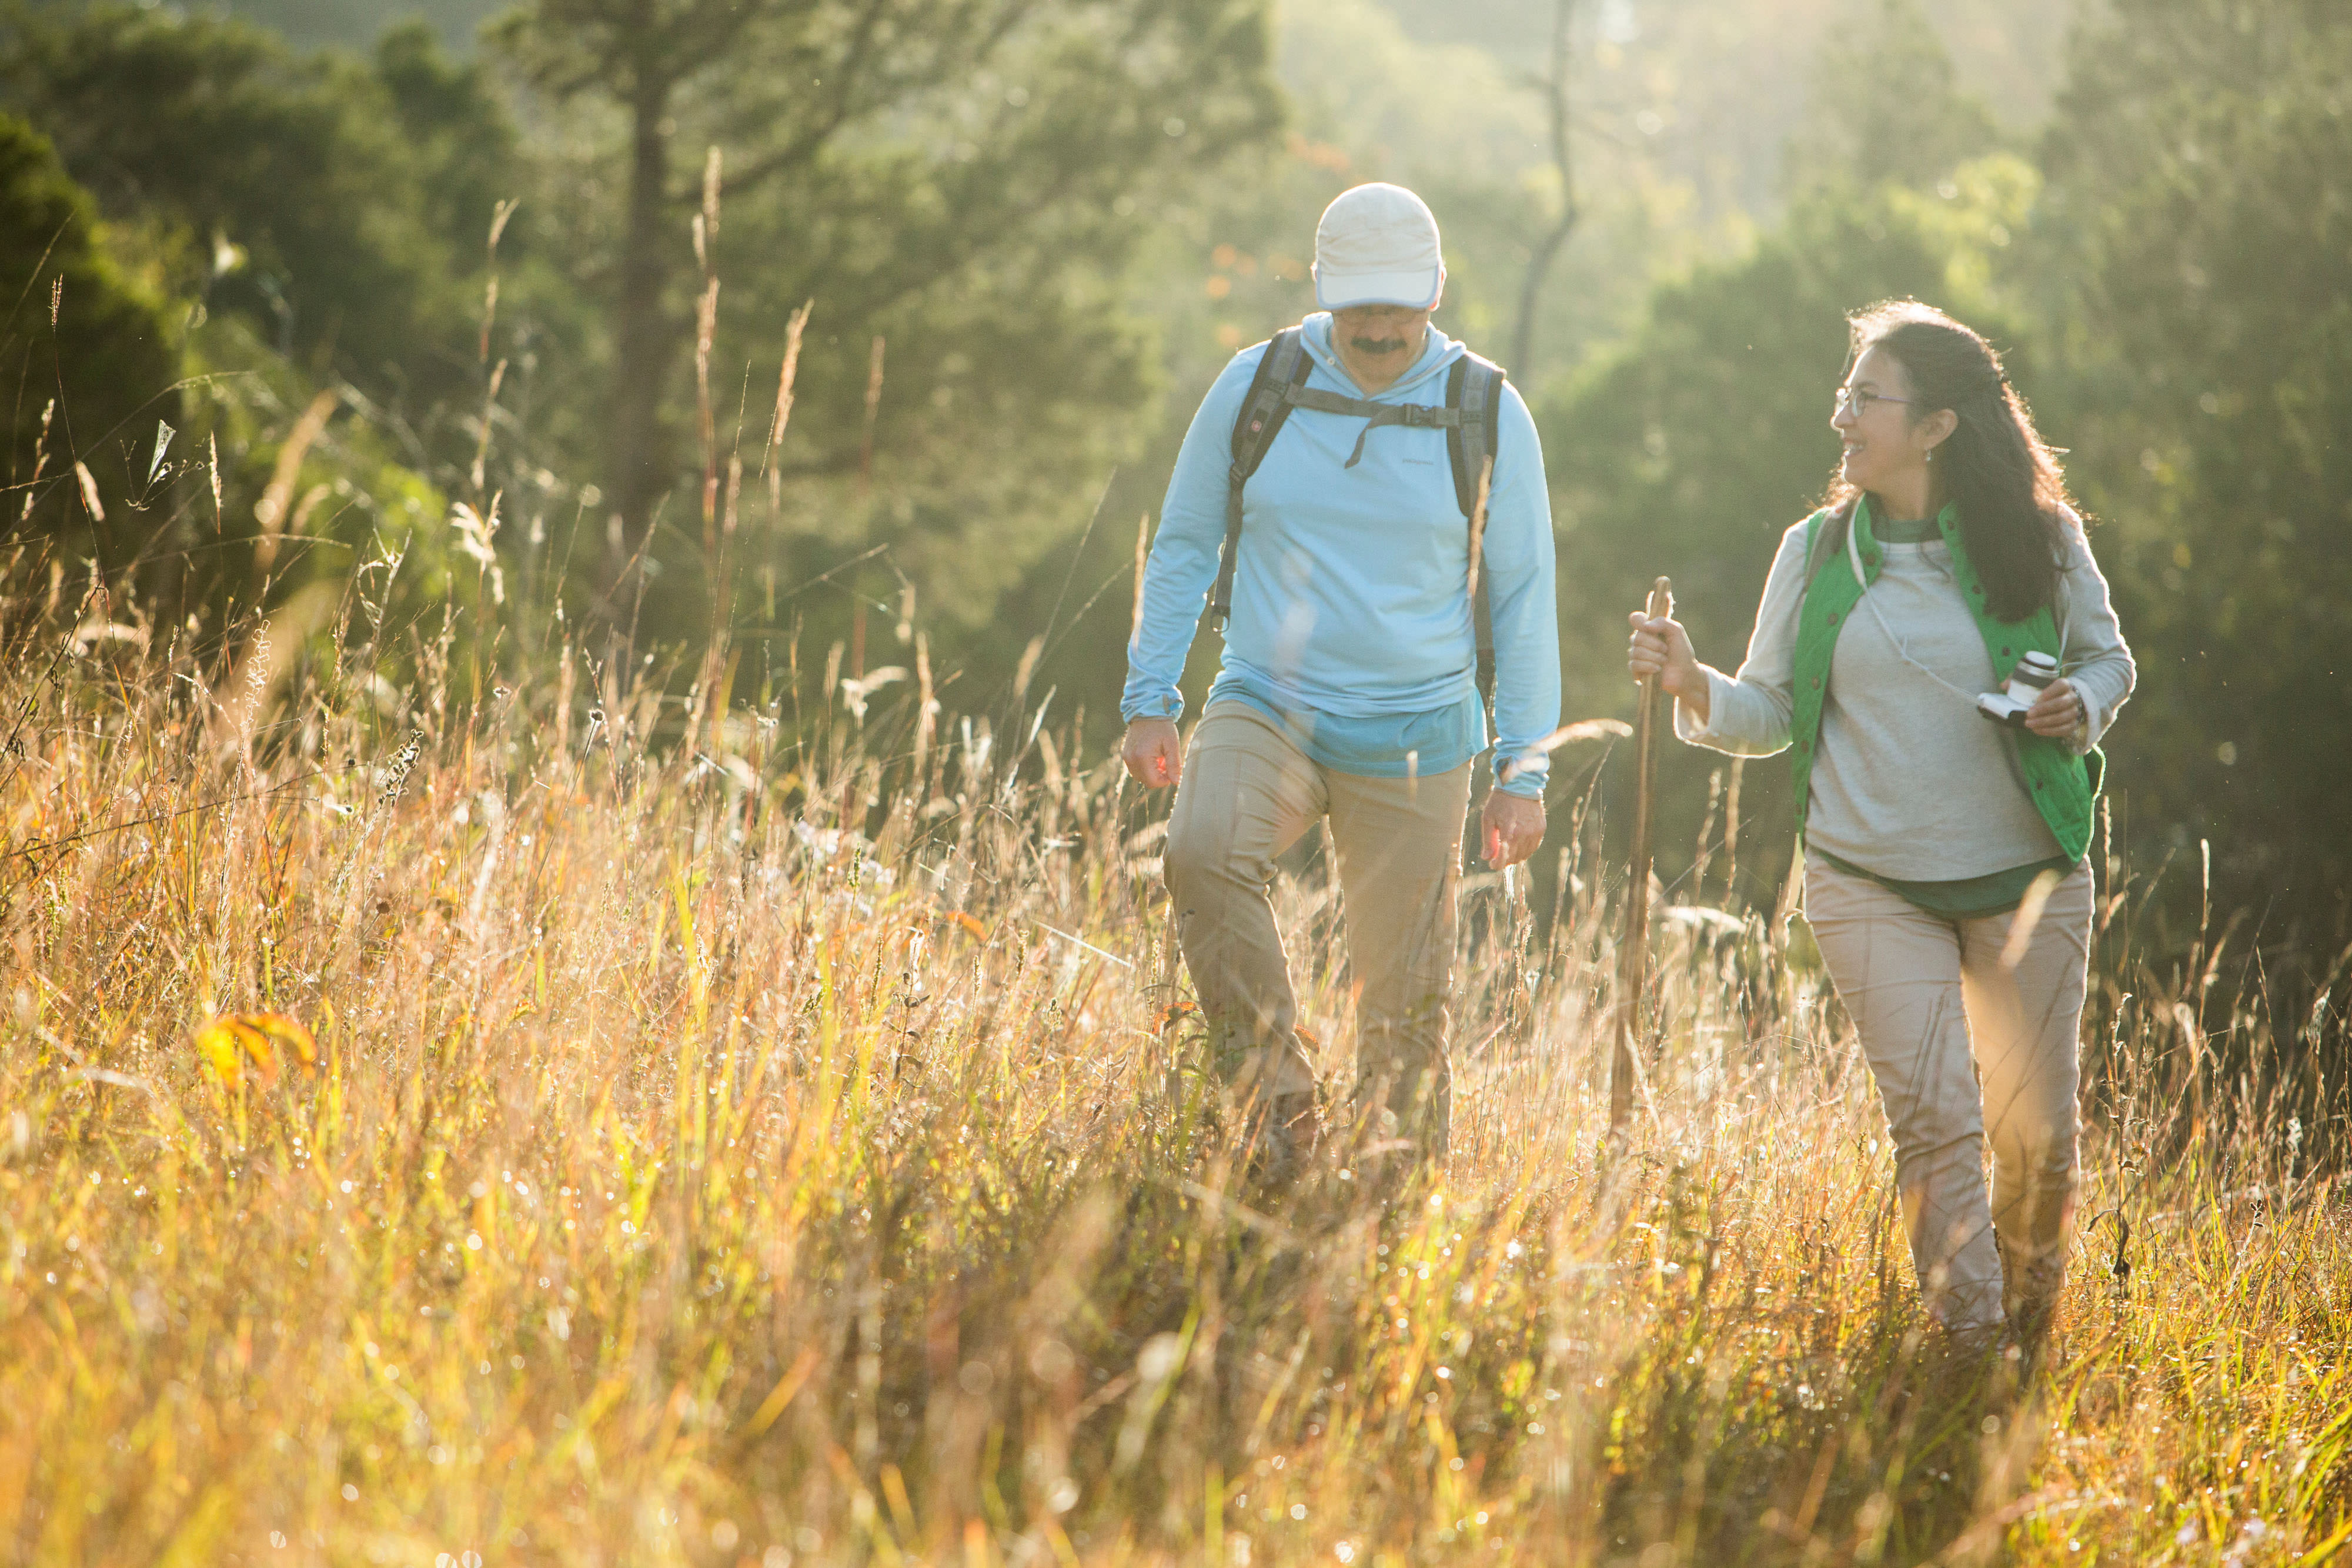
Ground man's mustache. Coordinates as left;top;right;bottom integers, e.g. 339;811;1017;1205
1349;335;1410;355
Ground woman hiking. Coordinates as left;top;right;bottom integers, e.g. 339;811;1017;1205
1626;300;2135;1345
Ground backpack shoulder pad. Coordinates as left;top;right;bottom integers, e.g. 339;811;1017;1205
1230;326;1311;477
1445;350;1508;519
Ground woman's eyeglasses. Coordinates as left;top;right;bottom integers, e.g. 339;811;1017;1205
1834;385;1915;417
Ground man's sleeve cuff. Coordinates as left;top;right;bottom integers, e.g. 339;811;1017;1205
1492;759;1548;800
1120;693;1185;724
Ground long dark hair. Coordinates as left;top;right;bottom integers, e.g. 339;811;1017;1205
1826;301;2077;622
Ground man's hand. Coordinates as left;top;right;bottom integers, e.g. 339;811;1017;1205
2023;676;2088;740
1122;717;1182;790
1482;789;1545;869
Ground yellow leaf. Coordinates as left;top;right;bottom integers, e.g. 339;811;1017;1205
192;1011;317;1085
244;1012;318;1071
950;912;988;940
193;1021;245;1086
230;1018;278;1085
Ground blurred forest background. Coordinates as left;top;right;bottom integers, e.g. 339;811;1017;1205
2;0;2345;948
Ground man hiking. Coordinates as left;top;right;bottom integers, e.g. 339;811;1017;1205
1121;182;1561;1181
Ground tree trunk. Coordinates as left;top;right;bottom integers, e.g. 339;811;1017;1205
1510;0;1579;381
610;66;677;557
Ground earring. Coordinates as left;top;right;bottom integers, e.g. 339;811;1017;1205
1925;449;1935;464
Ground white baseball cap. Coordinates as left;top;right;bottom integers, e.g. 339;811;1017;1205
1312;183;1445;311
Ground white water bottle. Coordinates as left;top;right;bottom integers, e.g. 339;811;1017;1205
1975;650;2060;727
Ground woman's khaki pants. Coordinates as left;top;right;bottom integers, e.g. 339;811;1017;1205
1163;703;1472;1149
1804;853;2093;1334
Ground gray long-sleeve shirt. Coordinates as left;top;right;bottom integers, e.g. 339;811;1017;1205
1678;515;2135;882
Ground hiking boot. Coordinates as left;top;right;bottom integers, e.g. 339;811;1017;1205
2001;1242;2066;1346
2007;1275;2064;1346
1937;1317;2010;1362
1337;1104;1429;1210
1242;1091;1318;1188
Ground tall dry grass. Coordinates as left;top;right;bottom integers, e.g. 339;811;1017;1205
2;581;2348;1568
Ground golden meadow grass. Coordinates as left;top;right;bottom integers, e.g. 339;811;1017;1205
3;598;2349;1568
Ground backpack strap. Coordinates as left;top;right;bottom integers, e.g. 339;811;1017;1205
1284;385;1461;466
1448;353;1507;702
1209;327;1313;628
1444;353;1505;517
1209;332;1512;689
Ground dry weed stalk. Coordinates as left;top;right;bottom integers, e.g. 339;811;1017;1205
0;587;2346;1567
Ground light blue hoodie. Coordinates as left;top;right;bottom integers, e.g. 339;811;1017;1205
1122;313;1561;798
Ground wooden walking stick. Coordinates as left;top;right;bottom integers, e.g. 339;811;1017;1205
1611;576;1673;1149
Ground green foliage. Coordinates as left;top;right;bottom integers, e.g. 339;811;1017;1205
2031;0;2352;892
372;21;524;276
0;29;493;687
1785;0;2003;197
224;0;502;52
494;0;1282;664
0;109;177;578
5;0;2347;910
176;315;456;623
0;4;516;432
1538;0;2352;908
0;1;591;690
721;0;1281;618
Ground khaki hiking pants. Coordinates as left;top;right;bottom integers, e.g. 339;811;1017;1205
1805;852;2093;1335
1163;702;1472;1148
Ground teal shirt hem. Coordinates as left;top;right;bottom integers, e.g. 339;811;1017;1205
1207;674;1509;789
